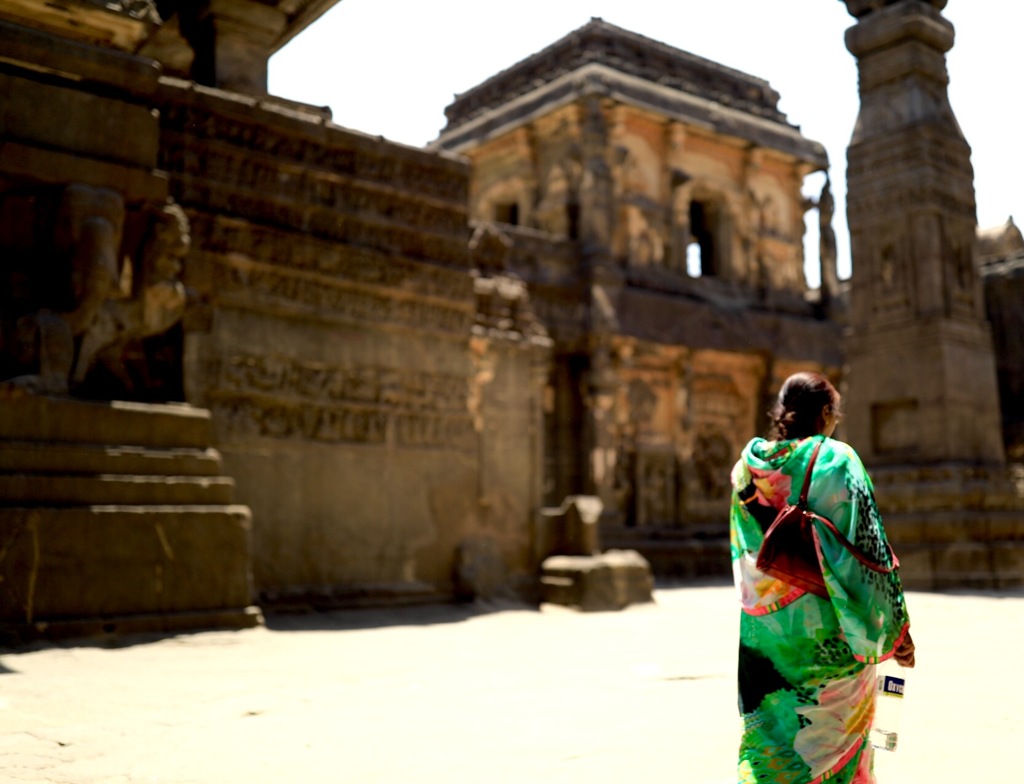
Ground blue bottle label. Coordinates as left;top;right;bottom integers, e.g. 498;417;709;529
880;674;905;698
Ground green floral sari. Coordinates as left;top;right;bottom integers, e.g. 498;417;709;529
729;435;910;784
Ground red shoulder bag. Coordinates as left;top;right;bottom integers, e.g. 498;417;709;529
755;439;898;599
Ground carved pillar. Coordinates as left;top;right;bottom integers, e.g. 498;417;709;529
577;93;616;258
184;0;286;95
576;91;623;514
817;177;840;306
666;123;691;275
842;0;1005;464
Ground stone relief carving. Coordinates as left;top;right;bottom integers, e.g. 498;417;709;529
692;429;733;501
0;185;189;400
193;215;471;297
74;202;189;392
211;353;475;450
209;258;473;334
634;448;677;527
872;238;909;317
624;205;664;268
221;353;468;412
159;102;467;204
534;164;581;237
4;185;124;396
172;178;467;268
626;378;658;426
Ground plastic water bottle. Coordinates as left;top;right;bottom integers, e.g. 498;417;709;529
870;660;906;752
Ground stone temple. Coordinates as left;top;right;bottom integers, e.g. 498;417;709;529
0;0;1021;639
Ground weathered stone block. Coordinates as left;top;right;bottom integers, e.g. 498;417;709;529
0;505;254;622
540;550;654;612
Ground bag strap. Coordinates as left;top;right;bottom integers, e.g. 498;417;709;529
798;436;899;574
811;512;900;573
797;437;823;510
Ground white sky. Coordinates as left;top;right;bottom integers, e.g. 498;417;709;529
269;1;1023;287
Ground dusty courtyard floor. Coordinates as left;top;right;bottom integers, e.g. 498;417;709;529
0;582;1019;783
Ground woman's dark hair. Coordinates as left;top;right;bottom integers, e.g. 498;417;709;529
768;372;841;440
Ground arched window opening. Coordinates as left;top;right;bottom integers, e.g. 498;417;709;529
689;200;718;277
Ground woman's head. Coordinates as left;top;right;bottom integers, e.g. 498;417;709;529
768;372;842;440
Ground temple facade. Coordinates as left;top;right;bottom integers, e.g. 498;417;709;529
433;19;841;572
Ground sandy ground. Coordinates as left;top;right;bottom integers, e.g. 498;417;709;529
0;582;1019;783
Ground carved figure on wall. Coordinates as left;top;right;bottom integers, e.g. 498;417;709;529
6;184;125;396
579;95;613;248
626;378;657;427
625;205;664;268
612;446;636;526
75;201;190;393
534;164;581;237
1;188;189;401
636;448;677;526
693;429;733;500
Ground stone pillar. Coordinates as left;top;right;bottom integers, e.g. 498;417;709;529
840;0;1024;591
186;0;286;95
841;0;1005;466
817;177;840;308
575;91;624;515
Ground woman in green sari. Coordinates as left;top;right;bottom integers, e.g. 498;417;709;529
730;372;915;783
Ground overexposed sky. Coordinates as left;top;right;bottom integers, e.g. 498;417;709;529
269;1;1022;286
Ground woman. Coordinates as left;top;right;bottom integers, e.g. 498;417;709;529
730;372;915;783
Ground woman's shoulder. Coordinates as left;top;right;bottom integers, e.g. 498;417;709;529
820;437;869;476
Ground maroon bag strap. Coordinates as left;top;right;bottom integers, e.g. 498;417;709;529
812;513;900;573
796;438;823;510
796;437;899;574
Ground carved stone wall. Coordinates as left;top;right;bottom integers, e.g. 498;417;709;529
152;80;547;605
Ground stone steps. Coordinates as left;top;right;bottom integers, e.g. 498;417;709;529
0;395;213;448
0;473;236;506
0;395;257;640
0;442;223;477
882;509;1024;545
540;551;654;611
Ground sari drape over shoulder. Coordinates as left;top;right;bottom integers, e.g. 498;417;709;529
730;436;910;784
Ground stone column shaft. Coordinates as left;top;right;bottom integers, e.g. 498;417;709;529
842;0;1005;465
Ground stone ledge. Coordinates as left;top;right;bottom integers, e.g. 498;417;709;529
0;605;263;647
0;395;212;448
